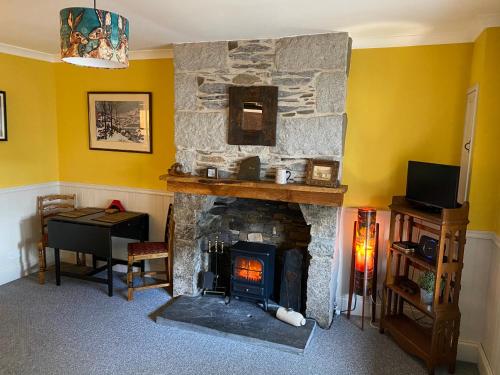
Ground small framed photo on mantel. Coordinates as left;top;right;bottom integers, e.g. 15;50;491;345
305;159;340;188
206;166;218;179
88;92;152;153
0;91;7;141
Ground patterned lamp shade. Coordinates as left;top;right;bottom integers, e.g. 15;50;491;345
60;7;129;69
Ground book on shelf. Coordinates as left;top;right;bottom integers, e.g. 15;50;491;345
393;241;418;254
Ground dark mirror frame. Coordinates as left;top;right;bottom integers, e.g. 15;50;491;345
228;86;278;146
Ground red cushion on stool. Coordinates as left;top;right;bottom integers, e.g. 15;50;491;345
128;242;167;256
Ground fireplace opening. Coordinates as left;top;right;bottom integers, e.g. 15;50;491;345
201;198;311;314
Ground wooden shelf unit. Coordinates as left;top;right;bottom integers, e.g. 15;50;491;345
380;196;469;375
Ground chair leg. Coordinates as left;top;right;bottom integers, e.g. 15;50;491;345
80;253;87;267
38;242;46;285
164;256;172;295
141;260;146;285
127;257;134;301
164;256;170;283
77;252;87;266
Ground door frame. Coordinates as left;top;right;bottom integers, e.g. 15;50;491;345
458;84;479;203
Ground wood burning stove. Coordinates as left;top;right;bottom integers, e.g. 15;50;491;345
230;241;275;310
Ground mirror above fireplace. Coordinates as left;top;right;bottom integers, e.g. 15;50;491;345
228;86;278;146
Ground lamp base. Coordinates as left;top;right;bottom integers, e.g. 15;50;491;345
354;270;373;296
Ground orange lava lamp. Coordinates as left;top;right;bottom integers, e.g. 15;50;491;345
347;208;379;329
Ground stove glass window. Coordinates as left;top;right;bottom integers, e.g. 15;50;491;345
234;256;263;283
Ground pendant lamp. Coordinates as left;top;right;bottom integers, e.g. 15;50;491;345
60;1;129;68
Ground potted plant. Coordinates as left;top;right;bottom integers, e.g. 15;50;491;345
419;271;435;305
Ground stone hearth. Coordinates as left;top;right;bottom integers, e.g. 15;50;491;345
171;32;351;328
157;296;316;354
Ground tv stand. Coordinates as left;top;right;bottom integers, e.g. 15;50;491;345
406;199;443;214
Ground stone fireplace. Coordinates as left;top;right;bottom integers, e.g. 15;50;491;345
171;32;351;328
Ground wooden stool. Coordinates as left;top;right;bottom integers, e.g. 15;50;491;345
127;204;174;300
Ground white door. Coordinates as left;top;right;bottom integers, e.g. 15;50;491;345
458;85;479;204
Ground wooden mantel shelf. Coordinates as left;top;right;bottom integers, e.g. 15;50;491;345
161;175;347;207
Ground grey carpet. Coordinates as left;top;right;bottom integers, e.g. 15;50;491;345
0;271;479;375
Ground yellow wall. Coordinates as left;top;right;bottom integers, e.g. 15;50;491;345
343;43;473;209
54;59;175;190
0;53;59;188
467;28;500;234
2;41;496;232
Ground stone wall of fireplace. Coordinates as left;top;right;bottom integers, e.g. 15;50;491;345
172;33;351;327
174;33;351;180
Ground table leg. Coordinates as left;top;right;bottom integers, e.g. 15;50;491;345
92;255;97;269
107;256;113;297
55;248;61;286
141;260;145;273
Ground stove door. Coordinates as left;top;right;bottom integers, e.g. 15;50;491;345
233;256;264;284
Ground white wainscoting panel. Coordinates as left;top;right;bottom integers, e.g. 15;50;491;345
0;182;58;286
336;207;497;369
59;182;174;272
481;234;499;375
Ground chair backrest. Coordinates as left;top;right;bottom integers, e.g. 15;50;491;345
164;204;175;244
164;204;175;281
37;194;76;236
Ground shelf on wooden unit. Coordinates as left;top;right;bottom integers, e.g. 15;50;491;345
389;196;470;226
390;246;437;272
387;283;434;318
161;175;348;207
382;314;432;361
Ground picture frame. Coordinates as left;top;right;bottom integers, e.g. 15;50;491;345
206;166;218;179
0;91;7;141
305;159;340;187
88;92;152;153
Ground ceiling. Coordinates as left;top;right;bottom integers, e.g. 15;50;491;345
0;0;499;59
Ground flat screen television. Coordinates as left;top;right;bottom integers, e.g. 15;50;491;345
405;161;460;209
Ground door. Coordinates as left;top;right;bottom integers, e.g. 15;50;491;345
458;85;479;204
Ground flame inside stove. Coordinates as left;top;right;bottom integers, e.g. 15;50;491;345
234;257;263;283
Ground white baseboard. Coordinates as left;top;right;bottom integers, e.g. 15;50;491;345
477;343;494;375
457;341;493;374
458;340;480;363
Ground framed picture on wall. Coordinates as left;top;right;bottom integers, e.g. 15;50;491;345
0;91;7;141
88;92;152;153
305;159;340;187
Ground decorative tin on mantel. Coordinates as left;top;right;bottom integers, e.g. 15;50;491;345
60;7;129;69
